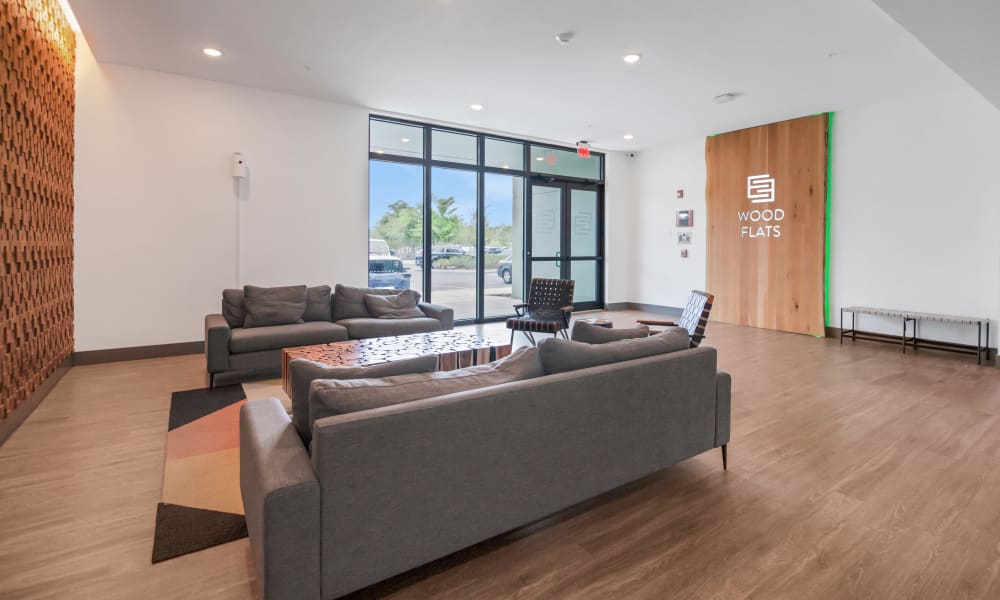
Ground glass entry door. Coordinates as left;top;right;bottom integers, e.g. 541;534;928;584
528;181;604;310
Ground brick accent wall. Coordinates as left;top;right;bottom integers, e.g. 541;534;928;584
0;0;75;424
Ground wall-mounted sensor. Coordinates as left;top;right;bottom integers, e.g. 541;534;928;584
231;153;248;178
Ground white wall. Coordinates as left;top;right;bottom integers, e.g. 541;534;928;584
829;88;1000;346
74;38;369;350
603;151;637;304
631;138;708;309
630;87;1000;347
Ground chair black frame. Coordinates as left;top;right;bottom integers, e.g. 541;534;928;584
637;289;715;347
506;278;575;345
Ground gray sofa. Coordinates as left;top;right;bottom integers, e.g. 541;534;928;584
240;339;731;600
205;284;453;386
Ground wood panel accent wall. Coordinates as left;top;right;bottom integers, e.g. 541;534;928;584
0;0;75;425
705;114;827;336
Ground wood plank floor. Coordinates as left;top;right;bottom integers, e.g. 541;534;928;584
1;311;999;599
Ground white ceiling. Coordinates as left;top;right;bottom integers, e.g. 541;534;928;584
873;0;1000;112
70;0;966;150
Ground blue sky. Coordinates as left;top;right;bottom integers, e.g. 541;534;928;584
369;160;516;228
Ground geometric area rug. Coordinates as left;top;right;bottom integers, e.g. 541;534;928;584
152;384;248;563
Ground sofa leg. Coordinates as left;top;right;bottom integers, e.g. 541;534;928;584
721;444;728;471
209;372;216;390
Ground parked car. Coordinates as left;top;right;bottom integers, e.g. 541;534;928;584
368;256;411;290
484;246;505;254
415;245;465;268
496;257;512;284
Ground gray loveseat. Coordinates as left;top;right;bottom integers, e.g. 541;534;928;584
240;333;731;600
205;284;453;386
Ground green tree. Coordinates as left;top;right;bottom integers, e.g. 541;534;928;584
373;200;421;251
431;197;461;243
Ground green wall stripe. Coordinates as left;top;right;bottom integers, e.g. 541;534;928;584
824;111;834;329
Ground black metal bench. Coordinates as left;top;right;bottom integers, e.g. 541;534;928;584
840;306;991;365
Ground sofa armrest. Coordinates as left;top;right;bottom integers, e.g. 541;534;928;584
241;398;321;600
204;314;231;373
715;371;731;447
418;302;454;330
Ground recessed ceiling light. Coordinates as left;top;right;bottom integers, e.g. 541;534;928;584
203;48;222;57
375;149;384;154
470;103;484;111
401;138;410;143
536;156;545;161
623;53;641;64
502;164;510;169
623;134;635;141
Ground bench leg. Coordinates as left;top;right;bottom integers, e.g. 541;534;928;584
721;444;728;471
902;319;907;354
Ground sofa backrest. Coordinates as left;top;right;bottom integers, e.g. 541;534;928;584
222;285;334;328
332;284;422;321
309;346;722;599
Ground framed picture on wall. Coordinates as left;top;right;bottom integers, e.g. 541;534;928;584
677;231;692;245
676;210;694;227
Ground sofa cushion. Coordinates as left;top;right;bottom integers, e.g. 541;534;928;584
538;328;690;375
336;317;440;339
222;289;245;328
243;285;309;328
289;355;439;444
333;284;422;321
309;347;543;425
230;321;349;354
364;291;424;319
571;321;650;344
303;285;333;322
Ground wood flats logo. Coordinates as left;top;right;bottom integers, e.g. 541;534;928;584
740;174;783;238
746;174;775;203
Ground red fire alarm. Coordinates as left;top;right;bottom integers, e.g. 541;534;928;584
576;140;591;158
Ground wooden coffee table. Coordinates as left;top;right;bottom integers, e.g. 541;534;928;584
281;330;512;397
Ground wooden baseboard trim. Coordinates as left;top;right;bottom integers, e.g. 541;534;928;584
73;341;203;366
0;357;72;448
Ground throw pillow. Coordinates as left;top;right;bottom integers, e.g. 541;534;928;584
221;288;245;328
364;291;424;319
332;284;423;321
309;346;543;427
288;355;439;444
242;285;308;328
538;328;690;375
303;285;333;322
571;321;650;344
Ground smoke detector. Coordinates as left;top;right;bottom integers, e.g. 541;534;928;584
555;32;575;45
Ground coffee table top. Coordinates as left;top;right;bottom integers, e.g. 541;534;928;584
280;330;512;396
284;330;506;367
